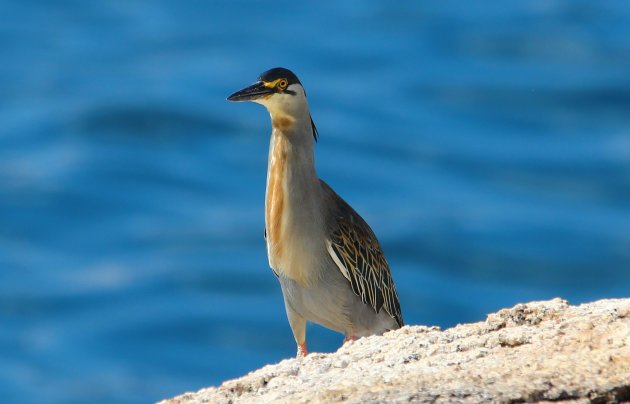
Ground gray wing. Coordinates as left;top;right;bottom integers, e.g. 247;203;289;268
321;180;404;327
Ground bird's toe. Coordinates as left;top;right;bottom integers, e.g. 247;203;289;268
296;342;308;358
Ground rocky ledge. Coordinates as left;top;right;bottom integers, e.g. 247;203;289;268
161;298;630;403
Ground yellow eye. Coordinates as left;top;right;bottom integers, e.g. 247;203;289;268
277;79;288;90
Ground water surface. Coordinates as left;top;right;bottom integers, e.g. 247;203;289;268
1;1;629;402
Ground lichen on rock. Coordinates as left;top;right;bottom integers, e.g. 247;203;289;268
160;298;630;403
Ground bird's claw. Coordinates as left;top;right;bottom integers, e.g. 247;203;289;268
343;335;356;345
297;342;308;358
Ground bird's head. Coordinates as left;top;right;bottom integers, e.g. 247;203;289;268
227;67;309;117
227;67;318;140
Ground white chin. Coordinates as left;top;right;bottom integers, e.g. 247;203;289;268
253;98;270;106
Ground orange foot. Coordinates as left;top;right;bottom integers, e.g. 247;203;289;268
343;335;356;345
297;342;308;358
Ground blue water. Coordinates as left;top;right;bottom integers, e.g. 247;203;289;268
1;1;629;402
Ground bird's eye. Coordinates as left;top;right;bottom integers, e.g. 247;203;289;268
277;79;288;90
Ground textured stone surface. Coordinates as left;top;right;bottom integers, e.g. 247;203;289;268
160;298;630;403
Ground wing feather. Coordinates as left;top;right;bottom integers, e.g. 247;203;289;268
322;180;403;327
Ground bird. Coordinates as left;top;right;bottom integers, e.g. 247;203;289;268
227;67;403;357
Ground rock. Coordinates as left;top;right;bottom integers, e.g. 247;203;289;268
160;298;630;403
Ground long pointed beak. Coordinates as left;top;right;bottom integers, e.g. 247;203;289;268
227;81;274;102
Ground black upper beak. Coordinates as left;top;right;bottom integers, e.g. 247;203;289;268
227;81;275;102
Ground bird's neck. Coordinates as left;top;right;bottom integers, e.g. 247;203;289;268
264;111;323;286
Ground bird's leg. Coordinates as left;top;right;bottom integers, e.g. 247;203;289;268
297;342;308;358
284;298;308;358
